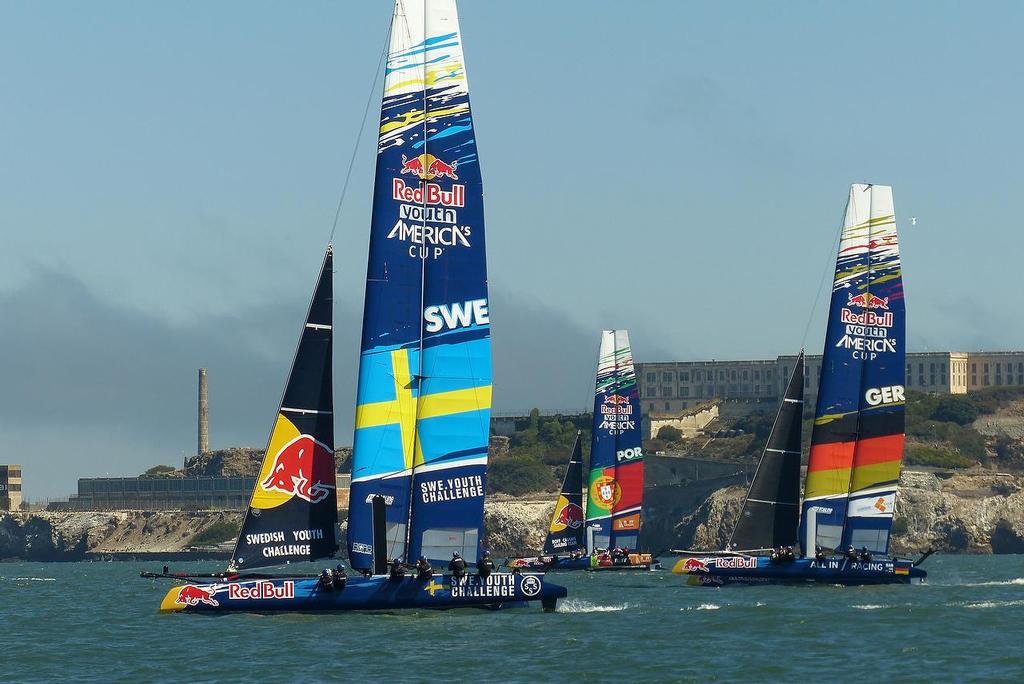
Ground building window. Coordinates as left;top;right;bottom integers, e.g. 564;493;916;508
648;403;655;412
697;387;703;398
681;372;690;382
719;371;725;381
681;402;688;409
731;371;737;381
662;386;673;397
743;370;749;380
985;363;989;373
766;370;772;380
984;376;990;386
695;371;703;382
941;375;947;385
682;387;690;397
662;372;673;382
645;387;654;397
754;370;760;380
664;402;671;411
646;373;656;383
972;375;977;385
907;376;912;387
972;363;976;373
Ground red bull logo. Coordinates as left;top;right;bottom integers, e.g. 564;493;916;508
605;394;630;405
846;292;889;310
682;557;708;573
260;434;335;503
175;585;219;607
551;502;584;531
400;153;459;181
601;394;633;416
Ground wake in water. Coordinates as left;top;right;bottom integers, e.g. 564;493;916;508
556;599;629;613
9;577;57;582
961;577;1024;587
853;604;888;610
680;603;720;611
960;599;1024;610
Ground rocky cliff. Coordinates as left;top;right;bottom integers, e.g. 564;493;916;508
669;470;1024;555
3;471;1022;560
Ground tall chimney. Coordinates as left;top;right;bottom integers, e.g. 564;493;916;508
198;368;209;456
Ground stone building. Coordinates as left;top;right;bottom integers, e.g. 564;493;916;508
0;465;23;511
637;351;1024;416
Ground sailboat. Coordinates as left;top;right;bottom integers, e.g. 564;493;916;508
151;0;565;612
508;330;655;571
672;184;929;586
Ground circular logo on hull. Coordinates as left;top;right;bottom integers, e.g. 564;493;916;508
520;575;541;596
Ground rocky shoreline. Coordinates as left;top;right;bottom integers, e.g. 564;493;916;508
3;471;1022;561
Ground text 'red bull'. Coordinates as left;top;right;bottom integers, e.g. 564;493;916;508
260;435;335;503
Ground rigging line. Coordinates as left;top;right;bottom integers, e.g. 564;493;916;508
328;17;392;244
799;197;848;351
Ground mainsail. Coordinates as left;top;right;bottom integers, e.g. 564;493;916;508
800;184;906;555
230;246;338;570
729;353;804;551
586;330;644;551
542;432;586;555
348;0;492;569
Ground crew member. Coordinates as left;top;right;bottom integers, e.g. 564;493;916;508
415;556;433;580
449;551;467;580
320;568;335;591
332;563;347;591
389;557;406;582
814;547;826;563
784;546;795;562
477;550;496;579
859;547;872;562
846;545;858;561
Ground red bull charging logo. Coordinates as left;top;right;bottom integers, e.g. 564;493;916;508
847;292;889;310
260;434;335;504
175;585;219;607
681;557;708;573
551;501;584;532
400;153;459;181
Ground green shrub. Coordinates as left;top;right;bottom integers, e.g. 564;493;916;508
929;396;980;425
486;455;556;496
143;465;176;477
189;520;240;546
656;425;683;442
905;444;973;469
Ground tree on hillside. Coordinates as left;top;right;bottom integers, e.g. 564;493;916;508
656;425;683;442
930;396;980;426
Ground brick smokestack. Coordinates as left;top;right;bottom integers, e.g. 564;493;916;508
198;368;209;456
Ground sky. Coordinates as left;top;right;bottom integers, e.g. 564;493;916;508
3;1;1023;498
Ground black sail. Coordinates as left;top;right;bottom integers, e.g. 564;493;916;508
542;432;586;555
728;353;804;551
229;246;338;570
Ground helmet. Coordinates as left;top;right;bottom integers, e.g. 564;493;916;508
452;551;461;558
336;563;345;571
419;556;427;562
392;557;401;563
482;550;491;558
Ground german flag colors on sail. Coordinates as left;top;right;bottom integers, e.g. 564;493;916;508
800;185;906;556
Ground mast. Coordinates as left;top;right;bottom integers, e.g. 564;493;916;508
349;0;492;570
542;432;586;555
728;352;804;551
229;245;337;571
799;185;906;555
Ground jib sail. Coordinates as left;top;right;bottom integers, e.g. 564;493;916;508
586;330;644;552
348;0;492;570
729;353;804;551
542;432;586;555
800;184;906;555
229;246;338;571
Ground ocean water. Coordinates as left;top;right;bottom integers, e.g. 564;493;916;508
2;555;1022;682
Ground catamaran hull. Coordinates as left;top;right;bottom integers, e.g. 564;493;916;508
160;572;565;613
671;556;925;586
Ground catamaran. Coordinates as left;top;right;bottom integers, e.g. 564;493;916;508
509;330;655;571
150;0;565;612
672;184;929;586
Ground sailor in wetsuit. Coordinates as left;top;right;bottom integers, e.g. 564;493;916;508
415;556;433;580
332;563;347;590
449;551;467;580
477;550;496;579
320;568;335;591
389;557;406;582
846;546;858;561
858;547;872;562
814;547;827;563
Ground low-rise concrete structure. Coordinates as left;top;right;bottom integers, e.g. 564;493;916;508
0;465;23;511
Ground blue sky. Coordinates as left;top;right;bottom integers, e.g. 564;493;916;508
3;1;1022;497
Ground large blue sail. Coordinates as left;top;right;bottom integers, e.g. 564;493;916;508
349;0;491;570
800;185;906;556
